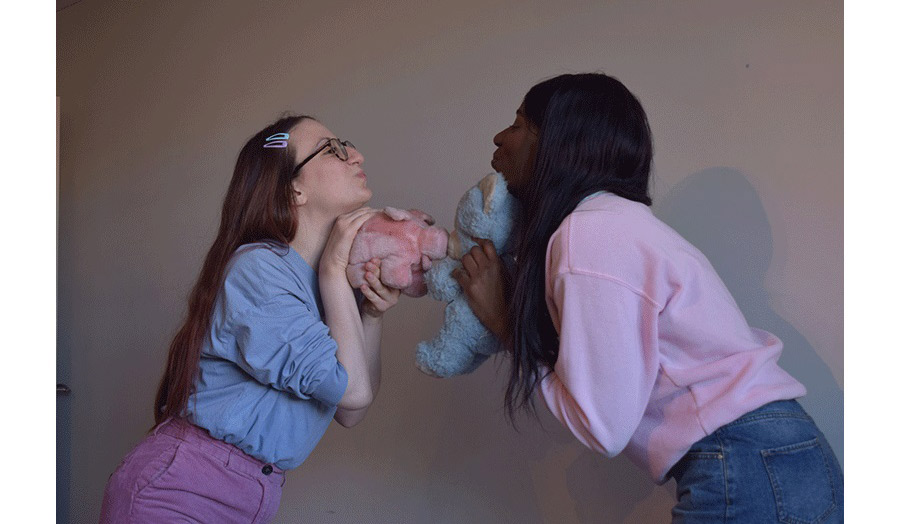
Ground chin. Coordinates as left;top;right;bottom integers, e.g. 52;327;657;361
354;191;372;208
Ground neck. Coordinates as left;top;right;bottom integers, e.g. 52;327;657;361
290;210;335;272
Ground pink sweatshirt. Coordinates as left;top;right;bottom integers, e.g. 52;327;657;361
538;192;806;483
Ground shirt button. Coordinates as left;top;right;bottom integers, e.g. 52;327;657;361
262;465;273;475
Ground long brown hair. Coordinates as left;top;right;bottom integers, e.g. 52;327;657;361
154;114;313;425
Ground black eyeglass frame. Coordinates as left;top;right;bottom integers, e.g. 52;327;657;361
292;138;356;177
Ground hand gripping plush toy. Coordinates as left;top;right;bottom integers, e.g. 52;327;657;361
416;172;519;378
347;207;449;297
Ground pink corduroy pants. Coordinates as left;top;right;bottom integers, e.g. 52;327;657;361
100;417;284;523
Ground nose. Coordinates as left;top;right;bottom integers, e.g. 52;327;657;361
493;128;505;147
347;145;364;165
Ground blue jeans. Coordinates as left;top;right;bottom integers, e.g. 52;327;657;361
667;399;843;523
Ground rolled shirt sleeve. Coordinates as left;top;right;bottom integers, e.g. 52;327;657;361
217;246;348;407
229;294;348;406
539;271;661;457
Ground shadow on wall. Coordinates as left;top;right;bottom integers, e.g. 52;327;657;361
653;168;844;465
411;358;674;523
566;449;671;523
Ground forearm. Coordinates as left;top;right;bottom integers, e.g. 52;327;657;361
319;268;372;410
360;312;384;395
480;308;510;345
334;313;383;427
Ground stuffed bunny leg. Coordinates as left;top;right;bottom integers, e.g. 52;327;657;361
415;298;495;378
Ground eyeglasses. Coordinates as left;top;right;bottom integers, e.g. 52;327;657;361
292;138;356;176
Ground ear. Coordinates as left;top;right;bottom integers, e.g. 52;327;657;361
478;173;498;215
291;179;308;206
383;207;413;221
447;230;462;259
408;209;436;225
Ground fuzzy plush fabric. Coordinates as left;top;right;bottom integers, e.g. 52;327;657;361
347;207;448;297
416;173;519;377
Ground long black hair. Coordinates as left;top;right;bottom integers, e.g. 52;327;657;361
505;73;654;419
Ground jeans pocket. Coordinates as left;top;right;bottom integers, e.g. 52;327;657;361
762;437;837;524
671;452;726;523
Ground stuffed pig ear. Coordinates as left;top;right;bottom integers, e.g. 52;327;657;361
408;209;436;226
383;207;413;221
478;173;499;215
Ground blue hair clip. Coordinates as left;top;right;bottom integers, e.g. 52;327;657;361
264;132;289;148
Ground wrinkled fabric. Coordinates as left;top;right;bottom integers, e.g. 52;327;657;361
189;242;347;470
538;192;807;482
669;400;843;523
100;418;284;524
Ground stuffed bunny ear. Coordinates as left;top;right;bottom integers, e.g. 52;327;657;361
478;173;499;215
383;207;413;221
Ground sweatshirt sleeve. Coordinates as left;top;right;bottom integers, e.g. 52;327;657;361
539;271;660;457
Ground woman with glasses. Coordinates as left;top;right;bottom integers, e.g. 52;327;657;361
454;73;843;522
100;115;398;523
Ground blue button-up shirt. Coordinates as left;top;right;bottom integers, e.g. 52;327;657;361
187;242;348;470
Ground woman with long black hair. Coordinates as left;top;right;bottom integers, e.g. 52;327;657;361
455;73;843;522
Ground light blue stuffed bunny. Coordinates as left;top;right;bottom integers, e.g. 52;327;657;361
416;172;519;378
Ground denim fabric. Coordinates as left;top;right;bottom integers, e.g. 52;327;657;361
668;400;843;523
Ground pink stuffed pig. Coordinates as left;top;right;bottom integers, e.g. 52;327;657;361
347;207;448;297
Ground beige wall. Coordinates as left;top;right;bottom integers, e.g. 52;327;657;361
57;1;842;522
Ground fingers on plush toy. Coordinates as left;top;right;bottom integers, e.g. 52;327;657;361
416;172;519;378
347;207;449;297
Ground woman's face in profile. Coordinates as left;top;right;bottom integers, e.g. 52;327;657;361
289;119;372;215
491;104;538;197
